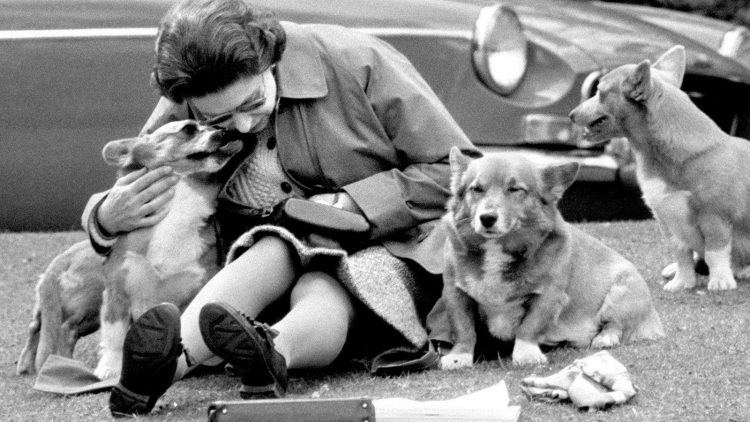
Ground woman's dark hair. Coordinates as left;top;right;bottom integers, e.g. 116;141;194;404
153;0;286;102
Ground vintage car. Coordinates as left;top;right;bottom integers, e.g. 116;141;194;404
2;0;750;230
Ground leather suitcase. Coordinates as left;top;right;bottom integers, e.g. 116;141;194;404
207;397;375;422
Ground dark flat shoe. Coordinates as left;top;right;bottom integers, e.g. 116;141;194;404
199;301;288;398
109;303;182;417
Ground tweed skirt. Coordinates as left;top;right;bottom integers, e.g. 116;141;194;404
226;225;431;349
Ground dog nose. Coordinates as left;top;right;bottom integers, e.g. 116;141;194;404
479;213;497;228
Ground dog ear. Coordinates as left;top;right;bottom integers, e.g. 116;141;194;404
540;162;580;203
622;60;652;102
449;146;473;194
652;45;685;88
449;146;472;175
102;138;138;167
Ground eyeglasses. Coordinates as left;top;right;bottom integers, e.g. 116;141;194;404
191;69;272;128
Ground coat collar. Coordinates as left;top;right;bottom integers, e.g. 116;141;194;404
275;22;328;99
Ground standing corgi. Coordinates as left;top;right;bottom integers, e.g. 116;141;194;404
570;45;750;292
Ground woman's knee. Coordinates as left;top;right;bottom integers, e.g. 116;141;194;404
291;272;354;317
292;271;340;296
226;235;300;281
190;235;299;315
247;235;299;266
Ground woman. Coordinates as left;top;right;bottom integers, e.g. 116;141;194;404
82;0;478;416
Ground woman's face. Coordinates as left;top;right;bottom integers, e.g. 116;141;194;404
189;68;277;133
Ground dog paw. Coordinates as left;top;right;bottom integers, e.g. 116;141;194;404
15;348;35;375
663;274;696;291
663;258;708;278
94;363;121;380
94;352;122;380
512;340;547;366
591;331;621;349
94;363;121;381
661;262;677;279
733;266;750;280
16;360;33;376
707;274;737;291
440;353;473;370
512;350;547;366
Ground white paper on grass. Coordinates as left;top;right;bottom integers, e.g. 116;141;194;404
372;380;521;422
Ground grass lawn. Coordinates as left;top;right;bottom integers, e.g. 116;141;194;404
2;220;749;421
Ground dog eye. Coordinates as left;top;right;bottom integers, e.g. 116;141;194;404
182;122;198;135
508;186;526;194
469;184;485;194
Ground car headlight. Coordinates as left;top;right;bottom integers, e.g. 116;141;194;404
471;3;528;96
719;26;750;70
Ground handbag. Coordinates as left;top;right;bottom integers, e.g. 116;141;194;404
215;197;371;254
279;198;370;237
278;198;371;250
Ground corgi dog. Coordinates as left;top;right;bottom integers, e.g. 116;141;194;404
439;148;663;368
570;45;750;292
16;120;243;378
16;241;105;375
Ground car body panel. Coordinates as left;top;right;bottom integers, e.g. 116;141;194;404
598;2;750;70
597;2;734;51
506;0;749;80
2;0;750;230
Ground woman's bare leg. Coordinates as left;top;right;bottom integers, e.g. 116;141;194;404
272;271;355;369
175;236;299;378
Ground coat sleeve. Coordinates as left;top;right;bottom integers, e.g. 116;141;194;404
340;37;479;240
80;191;118;255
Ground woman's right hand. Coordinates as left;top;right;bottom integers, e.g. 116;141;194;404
96;167;179;235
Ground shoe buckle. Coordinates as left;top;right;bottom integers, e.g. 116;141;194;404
237;312;277;337
254;321;280;339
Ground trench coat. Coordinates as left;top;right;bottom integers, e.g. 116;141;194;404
83;21;479;276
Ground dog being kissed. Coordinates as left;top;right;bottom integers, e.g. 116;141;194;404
570;45;750;292
16;120;243;378
439;148;664;368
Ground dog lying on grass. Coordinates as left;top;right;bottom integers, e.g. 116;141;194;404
439;148;664;368
16;120;243;378
570;45;750;292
